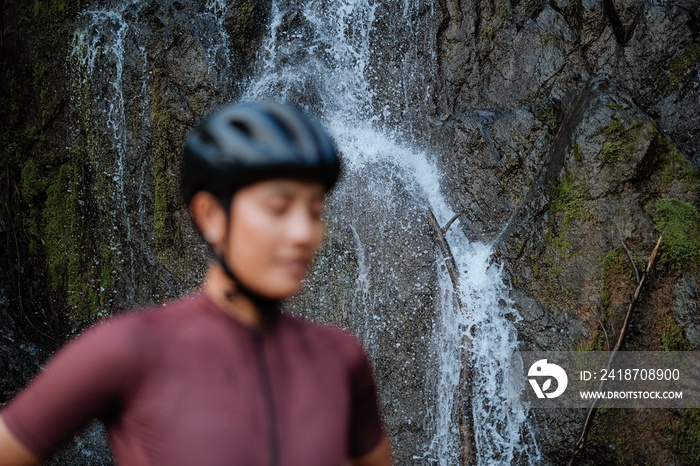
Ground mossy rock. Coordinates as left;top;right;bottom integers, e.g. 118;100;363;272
653;199;700;275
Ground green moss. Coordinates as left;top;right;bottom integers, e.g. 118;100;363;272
660;44;700;95
600;115;643;164
648;129;700;186
20;159;48;203
679;409;700;465
190;94;204;116
600;247;643;292
552;176;583;229
601;248;632;281
536;104;557;134
514;242;522;255
42;160;91;315
532;285;576;309
240;0;254;18
658;315;692;351
573;143;583;162
652;199;700;274
600;141;618;164
604;114;623;134
151;69;179;260
589;247;643;351
575;333;603;352
600;286;611;309
0;1;110;321
231;0;257;52
549;175;584;260
481;25;494;41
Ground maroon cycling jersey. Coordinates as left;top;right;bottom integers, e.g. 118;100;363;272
2;293;384;465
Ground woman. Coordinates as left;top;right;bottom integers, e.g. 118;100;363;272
0;102;392;465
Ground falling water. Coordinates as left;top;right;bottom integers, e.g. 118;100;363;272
71;5;148;306
245;1;541;464
65;0;541;462
68;1;235;311
203;0;234;74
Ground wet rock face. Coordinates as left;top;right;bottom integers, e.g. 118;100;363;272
63;0;273;317
439;72;698;463
2;1;271;464
2;0;699;464
433;0;699;461
286;173;442;464
436;0;700;164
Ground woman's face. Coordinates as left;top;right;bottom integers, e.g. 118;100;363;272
226;179;326;299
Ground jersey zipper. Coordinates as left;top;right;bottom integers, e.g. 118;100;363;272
252;328;280;466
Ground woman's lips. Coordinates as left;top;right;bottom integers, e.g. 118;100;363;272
279;258;310;277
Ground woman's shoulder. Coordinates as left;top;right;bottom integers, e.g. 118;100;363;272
74;293;209;350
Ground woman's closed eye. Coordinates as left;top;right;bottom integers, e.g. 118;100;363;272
264;197;292;216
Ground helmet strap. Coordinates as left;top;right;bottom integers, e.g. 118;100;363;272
212;251;281;323
205;206;281;323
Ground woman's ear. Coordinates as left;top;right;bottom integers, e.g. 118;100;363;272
190;191;228;250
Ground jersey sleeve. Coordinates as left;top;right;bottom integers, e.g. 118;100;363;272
347;341;385;458
1;315;148;459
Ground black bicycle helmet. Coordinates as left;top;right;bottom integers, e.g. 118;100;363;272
182;101;341;208
181;101;340;320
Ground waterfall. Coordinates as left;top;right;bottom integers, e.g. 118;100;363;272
203;0;234;75
71;6;147;307
65;0;541;462
245;1;541;464
68;1;236;312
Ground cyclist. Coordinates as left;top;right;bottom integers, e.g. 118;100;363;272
0;102;392;466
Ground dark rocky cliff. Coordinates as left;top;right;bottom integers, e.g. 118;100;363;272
1;0;698;464
430;1;700;463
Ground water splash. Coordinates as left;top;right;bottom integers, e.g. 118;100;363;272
204;0;234;75
70;6;148;305
244;0;541;463
68;0;237;310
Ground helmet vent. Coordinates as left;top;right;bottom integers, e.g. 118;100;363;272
229;120;252;137
272;117;298;143
199;130;215;145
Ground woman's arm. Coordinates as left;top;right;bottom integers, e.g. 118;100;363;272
0;416;39;466
349;436;392;466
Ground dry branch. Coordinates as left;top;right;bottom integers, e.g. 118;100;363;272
621;239;640;284
568;227;667;465
427;210;461;291
426;209;476;466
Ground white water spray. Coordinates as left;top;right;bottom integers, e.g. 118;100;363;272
66;0;541;461
245;0;541;463
71;6;147;304
69;1;236;309
204;0;234;74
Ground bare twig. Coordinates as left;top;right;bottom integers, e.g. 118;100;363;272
613;226;666;354
568;226;667;465
595;315;610;354
442;213;460;235
426;209;475;466
427;210;461;293
621;239;640;284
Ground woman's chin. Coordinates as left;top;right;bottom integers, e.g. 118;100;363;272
255;278;304;300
